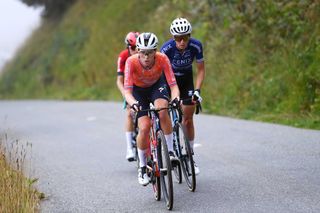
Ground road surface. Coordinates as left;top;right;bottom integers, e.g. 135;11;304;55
0;100;319;212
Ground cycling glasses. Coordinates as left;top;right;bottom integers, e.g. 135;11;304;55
139;49;155;56
174;35;190;42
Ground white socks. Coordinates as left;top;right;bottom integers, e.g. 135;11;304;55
126;132;133;149
165;133;174;152
137;133;175;168
138;149;147;167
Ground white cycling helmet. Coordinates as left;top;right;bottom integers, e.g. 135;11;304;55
136;32;158;50
170;18;192;36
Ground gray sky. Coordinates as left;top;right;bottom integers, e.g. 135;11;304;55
0;0;42;69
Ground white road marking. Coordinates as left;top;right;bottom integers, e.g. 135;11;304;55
86;116;96;121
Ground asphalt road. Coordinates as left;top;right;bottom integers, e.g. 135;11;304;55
0;100;319;213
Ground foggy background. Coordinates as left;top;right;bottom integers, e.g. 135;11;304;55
0;0;42;70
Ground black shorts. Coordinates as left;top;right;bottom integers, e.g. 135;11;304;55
133;78;170;119
175;72;194;105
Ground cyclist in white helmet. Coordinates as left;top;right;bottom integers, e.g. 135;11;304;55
124;32;180;186
161;18;206;175
116;32;140;161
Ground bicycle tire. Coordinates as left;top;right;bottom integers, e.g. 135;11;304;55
173;162;182;184
152;172;161;201
131;136;139;168
150;139;161;201
173;129;182;184
132;114;139;166
175;123;196;192
157;130;174;210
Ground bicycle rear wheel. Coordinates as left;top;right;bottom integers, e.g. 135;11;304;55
175;123;196;192
173;162;182;184
157;130;173;210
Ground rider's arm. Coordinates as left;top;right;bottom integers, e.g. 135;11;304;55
170;84;180;101
116;51;127;97
194;40;205;91
116;75;125;97
124;89;137;107
123;57;138;106
162;54;180;100
195;61;205;91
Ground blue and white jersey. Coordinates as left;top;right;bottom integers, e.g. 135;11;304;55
160;38;204;77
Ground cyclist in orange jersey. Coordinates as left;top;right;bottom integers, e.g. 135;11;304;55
116;32;140;162
124;32;180;186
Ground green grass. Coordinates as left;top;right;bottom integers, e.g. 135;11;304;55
0;133;43;212
0;0;319;130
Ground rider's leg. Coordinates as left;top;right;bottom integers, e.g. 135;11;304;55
137;115;151;167
182;104;200;174
154;98;174;152
125;107;135;160
181;104;195;150
137;115;151;185
132;85;153;185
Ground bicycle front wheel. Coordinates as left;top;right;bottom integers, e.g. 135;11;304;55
173;129;182;184
157;130;173;210
175;123;196;192
150;141;161;201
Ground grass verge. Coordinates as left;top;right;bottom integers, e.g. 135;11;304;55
0;133;43;212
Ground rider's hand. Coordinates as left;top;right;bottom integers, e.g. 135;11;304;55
192;89;202;103
130;101;141;112
170;97;180;108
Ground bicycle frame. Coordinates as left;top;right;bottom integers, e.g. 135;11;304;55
147;103;161;177
141;103;174;210
170;106;182;157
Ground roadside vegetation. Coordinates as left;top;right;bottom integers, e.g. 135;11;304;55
0;133;42;212
0;0;319;129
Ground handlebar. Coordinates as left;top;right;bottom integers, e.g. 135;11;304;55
129;97;202;124
178;98;202;115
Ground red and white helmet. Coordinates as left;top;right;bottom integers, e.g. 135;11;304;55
125;32;140;46
170;18;192;36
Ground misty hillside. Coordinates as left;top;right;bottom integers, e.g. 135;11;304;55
0;0;319;129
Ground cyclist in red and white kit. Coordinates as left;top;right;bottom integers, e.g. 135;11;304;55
116;32;139;161
124;32;180;186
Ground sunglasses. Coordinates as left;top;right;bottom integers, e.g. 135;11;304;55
139;49;155;56
129;45;136;51
174;35;190;42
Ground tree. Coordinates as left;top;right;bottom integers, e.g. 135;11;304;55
20;0;76;18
